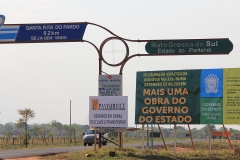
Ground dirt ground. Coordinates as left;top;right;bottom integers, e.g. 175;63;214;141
5;157;40;160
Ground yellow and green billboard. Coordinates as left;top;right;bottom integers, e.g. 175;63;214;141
135;68;240;124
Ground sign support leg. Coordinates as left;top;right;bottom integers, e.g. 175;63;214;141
187;124;195;150
99;132;102;148
223;124;233;149
147;124;149;149
208;124;211;155
157;124;167;150
151;124;153;149
174;124;176;154
119;132;121;150
94;127;97;152
142;124;145;154
120;127;123;150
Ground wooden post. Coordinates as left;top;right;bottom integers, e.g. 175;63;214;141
136;124;137;137
142;124;144;154
223;124;233;149
174;124;176;154
146;124;149;149
187;124;195;150
157;124;167;150
151;124;153;149
119;131;121;150
208;124;211;155
120;127;123;150
94;127;96;152
99;131;102;148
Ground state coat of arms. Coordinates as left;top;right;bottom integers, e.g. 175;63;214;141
204;74;219;94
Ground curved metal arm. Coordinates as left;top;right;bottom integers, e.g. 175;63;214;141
87;22;150;43
119;53;196;75
82;40;102;75
87;22;164;75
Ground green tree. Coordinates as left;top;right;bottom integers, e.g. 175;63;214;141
50;120;63;139
201;125;216;139
176;126;186;138
16;108;35;148
29;123;41;144
39;124;51;144
70;124;82;143
3;122;14;144
219;126;228;131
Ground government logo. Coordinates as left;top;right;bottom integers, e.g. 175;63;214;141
204;74;219;94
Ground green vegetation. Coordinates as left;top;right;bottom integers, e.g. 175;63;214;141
1;111;240;154
0;121;240;150
40;141;240;160
16;108;35;148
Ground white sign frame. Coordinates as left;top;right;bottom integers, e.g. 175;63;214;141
89;96;128;127
98;75;122;96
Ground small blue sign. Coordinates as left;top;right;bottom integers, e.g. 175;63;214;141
0;14;87;43
99;88;105;94
200;69;223;97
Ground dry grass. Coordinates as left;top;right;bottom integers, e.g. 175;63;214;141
38;141;240;160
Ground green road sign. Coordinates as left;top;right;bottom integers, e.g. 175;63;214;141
145;38;233;55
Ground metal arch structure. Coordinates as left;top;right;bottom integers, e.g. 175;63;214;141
87;22;176;75
86;22;233;75
0;15;234;150
0;15;233;76
1;16;173;149
0;16;163;76
0;15;176;149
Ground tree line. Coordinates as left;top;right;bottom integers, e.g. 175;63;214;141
0;108;239;148
0;108;90;148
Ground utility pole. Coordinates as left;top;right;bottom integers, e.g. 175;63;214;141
70;100;71;126
70;100;72;142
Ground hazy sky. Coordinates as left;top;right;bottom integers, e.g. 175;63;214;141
0;0;240;130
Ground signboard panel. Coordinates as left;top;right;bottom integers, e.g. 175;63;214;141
136;69;201;124
89;96;128;127
200;69;223;124
98;75;122;96
222;131;231;138
145;39;233;55
135;68;240;124
0;15;87;43
212;131;222;137
200;98;223;124
99;127;121;132
150;132;161;137
223;68;240;124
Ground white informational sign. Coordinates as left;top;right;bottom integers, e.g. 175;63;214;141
89;96;128;127
98;75;122;96
99;127;121;133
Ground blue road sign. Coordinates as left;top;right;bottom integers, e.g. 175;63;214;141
0;14;87;43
